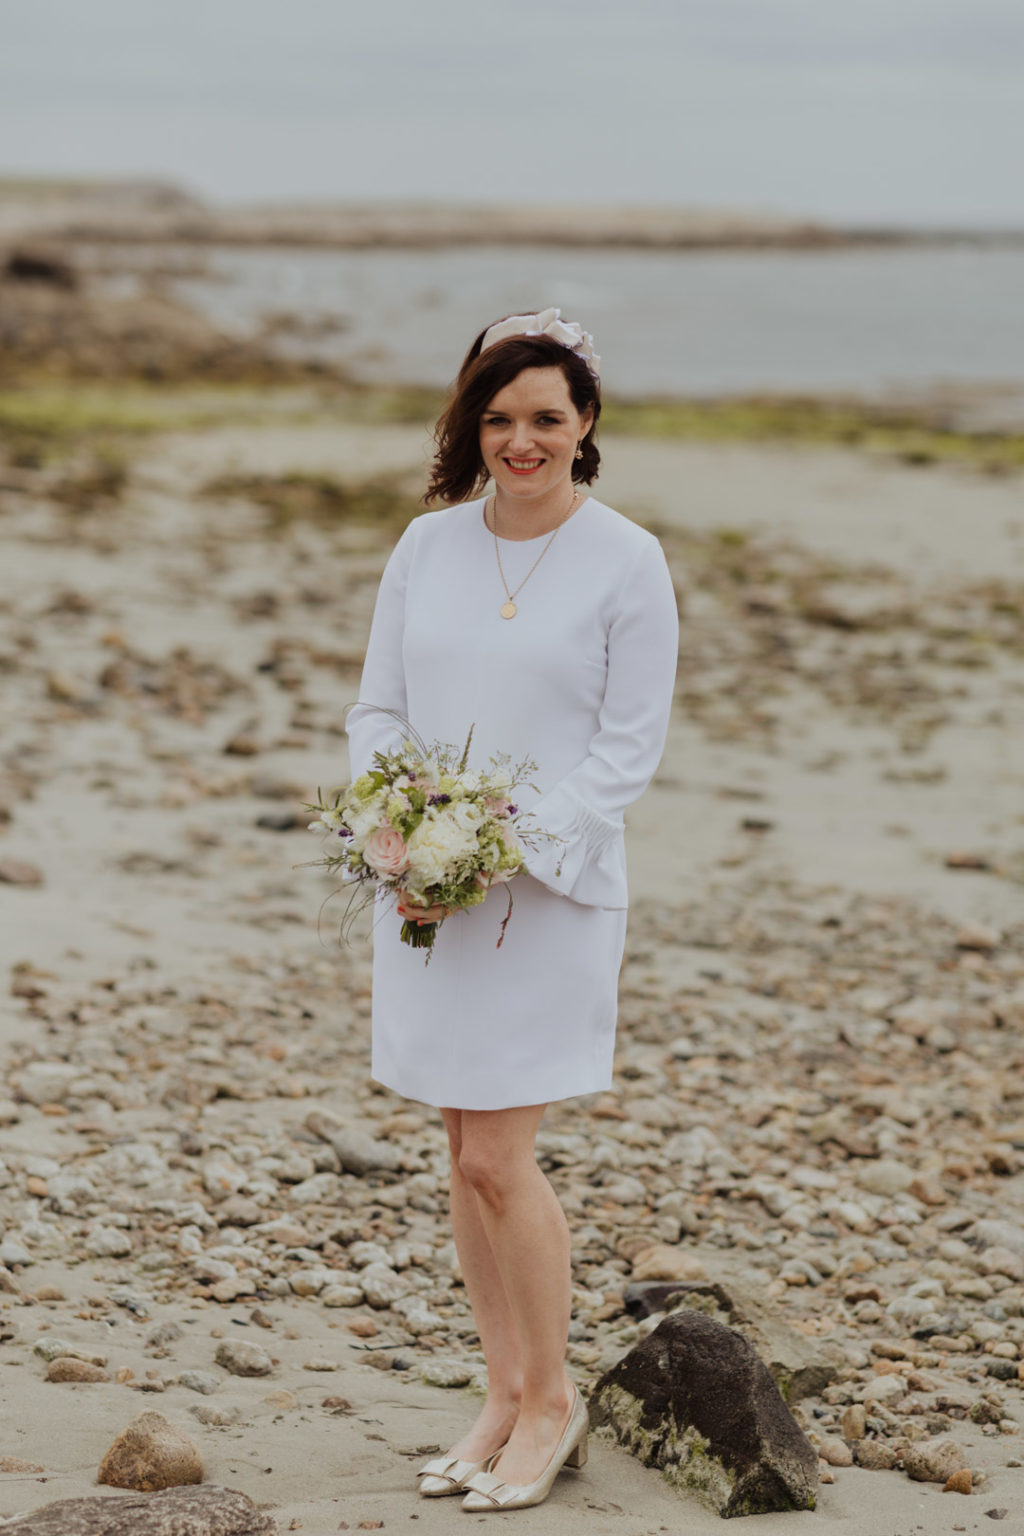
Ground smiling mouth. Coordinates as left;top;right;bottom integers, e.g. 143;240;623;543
504;458;544;473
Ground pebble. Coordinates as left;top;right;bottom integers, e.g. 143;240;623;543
855;1160;913;1198
322;1284;364;1307
903;1437;967;1484
33;1339;108;1367
304;1111;403;1175
46;1358;109;1383
84;1225;132;1258
859;1374;906;1405
420;1360;475;1388
0;1238;33;1267
943;1468;973;1494
0;858;44;887
177;1370;222;1395
359;1263;410;1309
189;1402;243;1426
97;1411;203;1492
630;1245;707;1283
214;1340;273;1377
288;1266;332;1296
818;1435;853;1467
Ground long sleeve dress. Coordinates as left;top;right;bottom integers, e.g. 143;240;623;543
345;493;679;1111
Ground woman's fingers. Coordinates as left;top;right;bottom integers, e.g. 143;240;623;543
397;895;447;925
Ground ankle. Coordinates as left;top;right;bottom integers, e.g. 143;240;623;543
518;1382;572;1421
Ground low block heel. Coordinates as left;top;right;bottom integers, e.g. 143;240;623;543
565;1434;588;1469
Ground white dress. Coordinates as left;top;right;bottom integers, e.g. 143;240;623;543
345;494;678;1111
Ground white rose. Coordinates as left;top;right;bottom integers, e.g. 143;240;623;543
448;799;484;833
344;790;387;847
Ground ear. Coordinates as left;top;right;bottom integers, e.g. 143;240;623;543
578;403;596;439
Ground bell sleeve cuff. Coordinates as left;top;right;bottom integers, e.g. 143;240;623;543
523;781;628;908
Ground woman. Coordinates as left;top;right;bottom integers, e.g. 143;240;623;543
345;308;679;1512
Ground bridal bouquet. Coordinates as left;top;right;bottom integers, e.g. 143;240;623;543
303;716;544;956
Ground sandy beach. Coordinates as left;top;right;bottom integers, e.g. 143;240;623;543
1;250;1024;1531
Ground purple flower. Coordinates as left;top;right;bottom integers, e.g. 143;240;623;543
429;792;451;805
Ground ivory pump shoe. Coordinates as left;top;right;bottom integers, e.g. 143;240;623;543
417;1447;508;1497
460;1386;589;1511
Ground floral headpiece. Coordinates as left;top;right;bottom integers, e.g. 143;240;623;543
479;306;601;380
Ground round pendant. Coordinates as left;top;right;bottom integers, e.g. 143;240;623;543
500;600;517;620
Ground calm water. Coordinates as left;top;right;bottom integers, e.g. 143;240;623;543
159;242;1024;400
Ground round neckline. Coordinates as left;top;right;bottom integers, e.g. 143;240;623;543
478;493;592;546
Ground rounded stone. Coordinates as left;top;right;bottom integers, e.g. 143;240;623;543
97;1411;203;1492
46;1358;109;1383
214;1340;272;1377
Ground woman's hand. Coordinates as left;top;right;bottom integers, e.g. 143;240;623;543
396;893;448;926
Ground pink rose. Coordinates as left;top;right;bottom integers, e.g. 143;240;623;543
500;825;523;858
485;797;513;817
363;825;410;877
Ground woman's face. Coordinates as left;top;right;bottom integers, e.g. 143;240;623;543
478;366;594;506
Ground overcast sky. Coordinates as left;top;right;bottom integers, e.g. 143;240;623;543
2;0;1023;226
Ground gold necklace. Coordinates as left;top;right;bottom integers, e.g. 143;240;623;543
489;486;580;620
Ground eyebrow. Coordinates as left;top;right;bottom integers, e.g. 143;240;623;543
483;407;568;415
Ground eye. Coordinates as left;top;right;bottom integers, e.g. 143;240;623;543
537;415;560;425
483;414;507;426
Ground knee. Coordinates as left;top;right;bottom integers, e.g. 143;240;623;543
456;1141;517;1207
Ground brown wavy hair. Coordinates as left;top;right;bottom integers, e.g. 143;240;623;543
425;323;602;507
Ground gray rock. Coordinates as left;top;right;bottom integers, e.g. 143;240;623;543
321;1284;363;1307
0;1485;276;1534
97;1411;203;1492
214;1341;272;1377
589;1311;818;1516
971;1220;1024;1257
32;1339;108;1367
359;1262;409;1309
0;1237;34;1266
818;1434;853;1467
178;1371;222;1395
855;1159;913;1198
420;1360;475;1388
189;1403;244;1427
903;1436;967;1483
288;1266;331;1296
303;1110;402;1175
15;1062;78;1105
84;1225;132;1258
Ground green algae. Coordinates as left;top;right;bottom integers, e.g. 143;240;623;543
199;469;416;533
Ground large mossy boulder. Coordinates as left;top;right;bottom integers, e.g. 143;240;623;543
623;1277;843;1403
590;1310;818;1517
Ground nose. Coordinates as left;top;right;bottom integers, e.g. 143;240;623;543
507;423;535;454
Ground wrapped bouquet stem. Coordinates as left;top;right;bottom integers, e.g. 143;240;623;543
301;711;556;959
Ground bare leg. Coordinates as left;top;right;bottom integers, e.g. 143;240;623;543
456;1104;575;1486
439;1107;522;1461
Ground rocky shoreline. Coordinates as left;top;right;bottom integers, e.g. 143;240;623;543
5;177;1021;252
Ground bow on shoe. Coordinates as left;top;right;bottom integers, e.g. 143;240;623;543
458;1469;522;1508
417;1454;488;1495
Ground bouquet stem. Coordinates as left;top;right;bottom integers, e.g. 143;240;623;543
400;919;439;950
